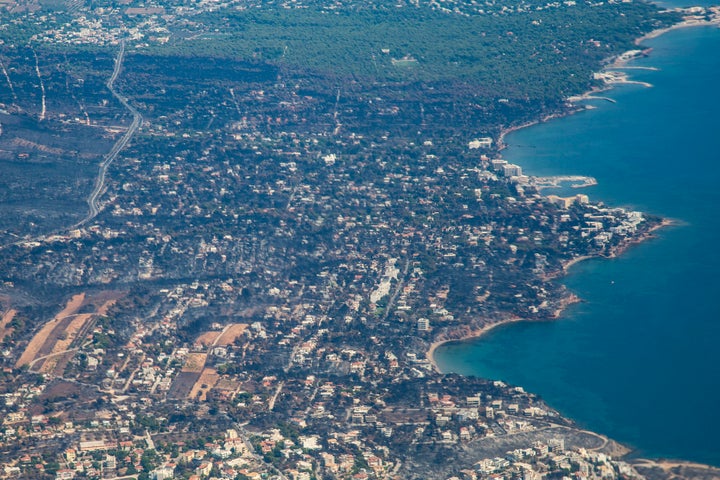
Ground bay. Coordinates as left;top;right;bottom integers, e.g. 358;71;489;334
434;25;720;466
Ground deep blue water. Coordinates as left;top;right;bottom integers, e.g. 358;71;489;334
434;26;720;465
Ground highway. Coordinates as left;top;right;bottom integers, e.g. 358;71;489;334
77;41;143;227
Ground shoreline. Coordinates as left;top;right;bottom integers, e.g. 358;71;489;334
633;16;720;46
427;292;582;374
606;217;676;260
632;458;720;478
436;28;685;386
428;216;675;372
428;14;713;469
497;112;568;151
427;316;524;373
497;12;720;151
486;18;687;367
426;297;582;375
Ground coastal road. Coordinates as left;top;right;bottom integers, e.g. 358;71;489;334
76;41;143;227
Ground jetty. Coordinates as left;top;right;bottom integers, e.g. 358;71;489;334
531;175;598;190
568;95;617;103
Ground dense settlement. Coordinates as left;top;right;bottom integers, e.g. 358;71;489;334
0;0;719;479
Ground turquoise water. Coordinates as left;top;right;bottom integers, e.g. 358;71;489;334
434;26;720;465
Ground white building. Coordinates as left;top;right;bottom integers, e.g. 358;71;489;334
417;318;430;331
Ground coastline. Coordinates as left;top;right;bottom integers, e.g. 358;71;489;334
487;19;686;364
633;16;720;46
435;10;689;383
428;215;673;374
632;458;720;478
428;14;716;470
497;11;720;151
561;255;593;273
427;316;524;374
426;280;583;375
606;217;676;260
497;112;567;151
427;289;582;374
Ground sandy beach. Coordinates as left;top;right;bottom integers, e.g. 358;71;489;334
497;112;566;151
427;317;524;373
426;292;579;374
633;16;720;47
427;215;673;374
561;255;593;273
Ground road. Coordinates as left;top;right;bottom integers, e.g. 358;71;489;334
234;422;290;480
77;41;143;227
0;42;142;250
268;380;285;411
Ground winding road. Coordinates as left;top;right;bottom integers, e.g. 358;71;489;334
77;41;143;226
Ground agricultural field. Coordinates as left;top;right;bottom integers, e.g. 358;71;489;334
15;292;119;376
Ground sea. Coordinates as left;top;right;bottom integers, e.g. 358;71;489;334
433;13;720;467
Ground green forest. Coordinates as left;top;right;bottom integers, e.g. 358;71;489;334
156;0;679;100
0;0;680;102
